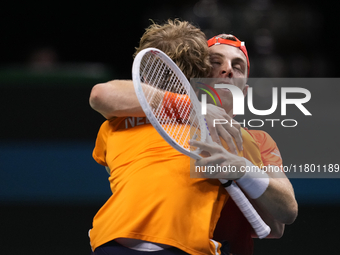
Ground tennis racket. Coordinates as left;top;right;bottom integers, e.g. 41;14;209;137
132;47;270;239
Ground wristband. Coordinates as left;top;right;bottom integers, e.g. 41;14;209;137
163;92;190;122
236;159;270;199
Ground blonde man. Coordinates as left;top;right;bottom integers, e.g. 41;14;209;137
89;19;245;255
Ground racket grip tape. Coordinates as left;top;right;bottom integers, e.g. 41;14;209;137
222;180;271;239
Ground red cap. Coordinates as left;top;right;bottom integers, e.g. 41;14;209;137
207;35;250;76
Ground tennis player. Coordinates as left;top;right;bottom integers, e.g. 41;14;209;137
190;33;298;255
89;20;297;255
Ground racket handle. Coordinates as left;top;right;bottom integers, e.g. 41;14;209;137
221;180;271;239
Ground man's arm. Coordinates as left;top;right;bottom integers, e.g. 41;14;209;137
89;80;146;119
190;140;298;238
89;80;244;151
249;169;296;238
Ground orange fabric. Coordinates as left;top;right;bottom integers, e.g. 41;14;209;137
246;130;282;167
90;117;264;254
207;38;243;48
90;117;227;255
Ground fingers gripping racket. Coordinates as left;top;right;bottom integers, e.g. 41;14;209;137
132;48;270;239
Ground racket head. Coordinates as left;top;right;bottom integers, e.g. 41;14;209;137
132;48;208;159
133;49;271;237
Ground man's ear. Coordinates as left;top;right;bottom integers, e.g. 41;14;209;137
243;84;249;97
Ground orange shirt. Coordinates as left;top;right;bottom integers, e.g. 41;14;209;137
90;117;264;255
247;129;282;167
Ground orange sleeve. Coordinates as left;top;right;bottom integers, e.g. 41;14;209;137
92;120;110;166
93;117;128;166
247;130;282;167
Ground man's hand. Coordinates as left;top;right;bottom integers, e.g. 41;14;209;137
205;104;243;154
189;139;246;180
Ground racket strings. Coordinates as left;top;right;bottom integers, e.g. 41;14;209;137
139;52;203;149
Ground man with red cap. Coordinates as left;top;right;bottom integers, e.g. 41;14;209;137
190;33;296;255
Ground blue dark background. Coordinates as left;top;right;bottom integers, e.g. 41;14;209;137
1;0;339;254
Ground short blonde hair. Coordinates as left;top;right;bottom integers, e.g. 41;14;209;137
134;19;211;80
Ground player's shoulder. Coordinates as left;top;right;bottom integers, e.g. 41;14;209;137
245;129;271;140
245;129;277;148
97;117;124;136
105;117;126;128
